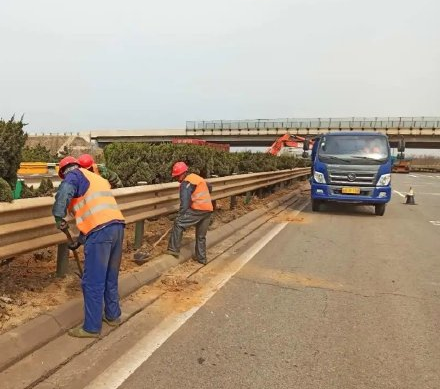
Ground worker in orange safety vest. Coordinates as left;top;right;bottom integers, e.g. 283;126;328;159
166;162;213;265
52;156;125;338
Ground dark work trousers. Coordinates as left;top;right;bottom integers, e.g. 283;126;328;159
82;223;125;333
168;209;212;261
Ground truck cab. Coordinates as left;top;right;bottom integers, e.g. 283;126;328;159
310;132;392;216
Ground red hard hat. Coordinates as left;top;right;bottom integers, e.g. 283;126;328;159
171;161;188;177
78;154;95;169
58;156;79;178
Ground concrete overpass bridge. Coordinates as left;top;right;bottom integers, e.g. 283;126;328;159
92;117;440;149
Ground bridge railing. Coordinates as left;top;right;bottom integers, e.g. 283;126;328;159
187;117;440;131
0;168;310;275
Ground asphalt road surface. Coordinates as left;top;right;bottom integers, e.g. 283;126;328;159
38;174;440;389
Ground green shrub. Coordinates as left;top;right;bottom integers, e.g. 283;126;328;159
21;144;58;162
20;183;37;199
36;178;55;196
104;143;307;187
0;178;13;202
0;116;27;188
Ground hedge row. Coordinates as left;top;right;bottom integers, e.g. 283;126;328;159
104;143;309;187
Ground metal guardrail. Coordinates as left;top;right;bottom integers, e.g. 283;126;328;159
187;117;440;131
0;168;310;261
410;164;440;172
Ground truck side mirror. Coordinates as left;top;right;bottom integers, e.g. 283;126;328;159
398;138;405;153
303;139;310;151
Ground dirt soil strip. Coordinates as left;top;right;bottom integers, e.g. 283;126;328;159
0;186;306;334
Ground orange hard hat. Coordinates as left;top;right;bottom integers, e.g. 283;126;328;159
171;161;188;177
78;154;95;169
58;156;79;178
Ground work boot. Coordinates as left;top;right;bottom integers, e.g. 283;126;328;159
165;249;180;258
195;257;207;265
103;316;121;327
68;326;99;338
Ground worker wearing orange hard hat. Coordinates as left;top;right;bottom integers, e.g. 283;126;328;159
78;154;123;189
53;156;125;338
166;162;213;265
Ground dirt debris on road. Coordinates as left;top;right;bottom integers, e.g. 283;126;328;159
0;184;305;334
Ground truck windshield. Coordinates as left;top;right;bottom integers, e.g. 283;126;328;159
318;135;389;164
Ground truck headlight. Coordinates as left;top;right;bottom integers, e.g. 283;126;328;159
314;171;326;184
377;173;391;186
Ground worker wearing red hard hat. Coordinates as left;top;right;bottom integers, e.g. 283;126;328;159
53;156;125;338
166;161;213;265
78;154;123;189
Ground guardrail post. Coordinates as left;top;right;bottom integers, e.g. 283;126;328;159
134;220;145;249
230;195;237;210
244;191;252;204
257;188;264;199
56;243;69;277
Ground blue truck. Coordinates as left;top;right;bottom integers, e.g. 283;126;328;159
309;132;395;216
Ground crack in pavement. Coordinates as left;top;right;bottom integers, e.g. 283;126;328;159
234;275;302;292
233;275;436;302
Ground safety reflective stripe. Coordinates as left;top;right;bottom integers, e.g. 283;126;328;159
192;190;208;199
76;203;120;225
192;199;212;204
71;191;113;213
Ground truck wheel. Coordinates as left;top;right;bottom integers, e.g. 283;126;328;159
375;204;386;216
312;199;321;212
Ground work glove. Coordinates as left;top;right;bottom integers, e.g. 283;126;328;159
67;241;81;251
55;217;68;230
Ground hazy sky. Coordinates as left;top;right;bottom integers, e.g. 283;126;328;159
1;0;439;132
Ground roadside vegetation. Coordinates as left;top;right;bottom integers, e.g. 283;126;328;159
105;142;308;187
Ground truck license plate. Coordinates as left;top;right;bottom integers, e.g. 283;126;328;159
342;187;360;194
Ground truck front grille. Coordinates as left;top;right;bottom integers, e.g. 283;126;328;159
328;171;376;186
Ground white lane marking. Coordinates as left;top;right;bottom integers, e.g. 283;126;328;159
436;176;440;179
84;217;296;389
429;221;440;226
409;174;418;178
427;175;434;178
393;190;405;198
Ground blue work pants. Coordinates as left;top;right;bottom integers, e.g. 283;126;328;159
82;223;124;333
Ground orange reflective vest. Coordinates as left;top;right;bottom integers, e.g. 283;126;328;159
184;173;213;212
67;168;125;234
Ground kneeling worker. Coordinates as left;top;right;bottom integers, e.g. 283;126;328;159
53;156;125;338
166;162;213;265
78;154;123;189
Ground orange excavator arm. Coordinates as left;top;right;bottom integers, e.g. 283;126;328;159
267;133;312;155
